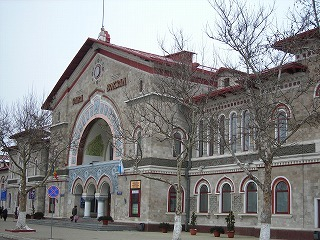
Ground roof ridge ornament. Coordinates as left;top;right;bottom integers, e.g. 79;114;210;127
97;0;110;43
98;27;111;43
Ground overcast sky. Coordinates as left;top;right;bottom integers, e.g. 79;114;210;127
0;0;295;106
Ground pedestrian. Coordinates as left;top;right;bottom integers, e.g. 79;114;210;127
71;205;77;222
14;207;18;219
0;206;3;219
2;208;7;221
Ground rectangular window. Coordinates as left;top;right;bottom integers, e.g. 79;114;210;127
199;194;208;212
247;192;257;213
276;192;288;213
130;181;141;217
222;194;231;213
49;198;55;213
198;121;204;157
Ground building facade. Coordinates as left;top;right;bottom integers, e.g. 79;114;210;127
4;28;320;239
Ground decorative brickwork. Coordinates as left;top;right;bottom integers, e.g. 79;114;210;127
233;194;242;213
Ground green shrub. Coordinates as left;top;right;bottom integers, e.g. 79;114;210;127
210;226;225;234
33;212;44;219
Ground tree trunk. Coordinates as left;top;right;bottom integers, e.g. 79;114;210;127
15;178;31;230
172;214;182;240
259;162;272;240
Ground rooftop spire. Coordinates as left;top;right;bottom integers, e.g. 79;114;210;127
97;0;111;43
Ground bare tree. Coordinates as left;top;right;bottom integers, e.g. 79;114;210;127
206;0;320;239
290;0;320;32
0;93;70;230
121;30;215;240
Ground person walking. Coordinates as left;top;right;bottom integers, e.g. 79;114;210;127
71;205;78;222
2;208;7;221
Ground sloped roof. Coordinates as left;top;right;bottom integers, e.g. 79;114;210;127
193;61;307;102
273;27;320;53
42;38;214;110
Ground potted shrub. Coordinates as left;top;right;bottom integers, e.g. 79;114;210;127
210;226;225;237
189;211;197;235
98;215;114;225
225;211;235;238
33;212;44;220
159;222;170;233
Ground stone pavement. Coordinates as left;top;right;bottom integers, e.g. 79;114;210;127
0;218;261;240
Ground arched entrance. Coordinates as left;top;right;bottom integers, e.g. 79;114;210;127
69;93;123;166
77;118;114;166
68;93;123;219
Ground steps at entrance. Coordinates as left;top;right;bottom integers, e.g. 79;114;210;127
27;218;139;231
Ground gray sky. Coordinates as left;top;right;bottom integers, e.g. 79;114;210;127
0;0;295;105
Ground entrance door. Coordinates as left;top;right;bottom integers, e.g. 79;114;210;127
107;192;111;216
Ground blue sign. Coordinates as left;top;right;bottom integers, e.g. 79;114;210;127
47;185;60;198
1;189;7;201
29;190;35;200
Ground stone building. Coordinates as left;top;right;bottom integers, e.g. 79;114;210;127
4;27;320;239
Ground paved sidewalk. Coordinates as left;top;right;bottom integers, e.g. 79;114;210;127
0;218;260;240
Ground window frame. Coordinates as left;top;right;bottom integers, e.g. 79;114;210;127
276;110;288;144
199;184;209;213
272;178;291;214
129;181;141;217
242;110;250;151
221;183;232;213
230;112;237;153
167;185;184;213
245;182;257;213
198;120;204;157
219;115;226;155
208;118;215;156
173;132;182;158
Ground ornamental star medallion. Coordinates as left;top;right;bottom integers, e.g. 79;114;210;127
91;58;105;84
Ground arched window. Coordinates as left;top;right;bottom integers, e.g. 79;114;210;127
242;110;250;151
274;180;290;214
168;185;184;212
199;185;209;213
222;183;232;213
198;120;204;157
276;111;287;144
219;115;226;155
230;112;237;152
246;182;257;213
173;132;182;157
208;118;215;156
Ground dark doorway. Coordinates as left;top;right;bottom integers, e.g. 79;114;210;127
318;199;320;228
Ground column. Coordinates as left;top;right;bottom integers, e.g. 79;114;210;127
81;194;94;218
95;193;108;218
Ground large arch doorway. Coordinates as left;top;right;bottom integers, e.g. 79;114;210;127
77;118;114;166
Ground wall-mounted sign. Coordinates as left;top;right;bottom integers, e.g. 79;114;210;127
72;95;83;105
107;77;127;92
130;180;141;189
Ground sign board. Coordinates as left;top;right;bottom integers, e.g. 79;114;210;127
47;185;60;198
130;180;141;189
29;190;35;200
1;189;7;201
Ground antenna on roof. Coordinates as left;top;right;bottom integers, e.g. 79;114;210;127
97;0;110;43
102;0;105;28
